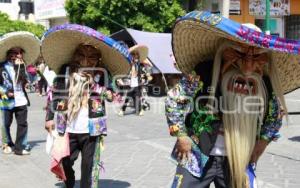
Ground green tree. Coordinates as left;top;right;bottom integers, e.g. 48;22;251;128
0;11;45;38
65;0;186;34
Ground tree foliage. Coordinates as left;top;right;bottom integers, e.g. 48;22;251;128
65;0;186;35
0;11;45;38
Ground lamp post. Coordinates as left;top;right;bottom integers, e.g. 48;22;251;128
265;0;271;34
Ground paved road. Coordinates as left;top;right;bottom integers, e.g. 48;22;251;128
0;92;300;188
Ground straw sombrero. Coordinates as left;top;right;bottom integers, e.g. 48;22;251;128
129;45;148;62
0;31;40;64
41;24;131;76
172;11;300;94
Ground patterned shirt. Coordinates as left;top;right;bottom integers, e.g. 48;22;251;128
165;76;283;177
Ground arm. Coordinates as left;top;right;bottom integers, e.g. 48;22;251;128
45;66;69;132
45;86;55;122
165;75;203;161
260;93;283;142
250;94;284;164
165;75;202;136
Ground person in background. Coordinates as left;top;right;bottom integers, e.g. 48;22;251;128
36;56;47;96
0;31;40;155
26;63;37;92
140;58;152;111
118;45;149;116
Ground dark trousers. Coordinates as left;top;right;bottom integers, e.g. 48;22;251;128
171;156;230;188
3;105;28;152
121;86;142;113
38;78;47;95
62;133;97;188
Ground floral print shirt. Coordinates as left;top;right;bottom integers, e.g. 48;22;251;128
165;75;283;177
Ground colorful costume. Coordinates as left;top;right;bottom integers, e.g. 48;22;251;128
0;31;40;154
42;24;131;188
166;11;300;188
119;45;150;116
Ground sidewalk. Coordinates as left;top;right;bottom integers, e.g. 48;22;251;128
0;93;299;188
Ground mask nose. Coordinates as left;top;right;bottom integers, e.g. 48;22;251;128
81;58;88;67
241;60;256;76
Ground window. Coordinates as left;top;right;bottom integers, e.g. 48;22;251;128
285;15;300;40
255;19;279;36
0;0;12;3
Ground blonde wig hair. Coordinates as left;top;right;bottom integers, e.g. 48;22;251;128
67;72;91;123
221;69;267;188
208;40;286;188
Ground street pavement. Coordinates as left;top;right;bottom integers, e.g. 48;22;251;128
0;91;300;188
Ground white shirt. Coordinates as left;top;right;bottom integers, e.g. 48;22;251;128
43;66;56;87
66;107;89;134
210;128;227;156
130;77;139;87
6;62;27;107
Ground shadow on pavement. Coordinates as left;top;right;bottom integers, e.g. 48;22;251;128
28;139;46;149
288;136;300;142
55;179;131;188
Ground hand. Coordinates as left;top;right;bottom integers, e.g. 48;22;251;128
7;92;14;98
175;136;192;163
250;139;269;164
1;94;8;100
45;120;55;134
116;79;124;86
15;58;24;65
106;90;113;101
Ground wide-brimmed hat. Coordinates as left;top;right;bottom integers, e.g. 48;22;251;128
172;11;300;94
0;31;40;64
129;45;148;62
41;24;131;75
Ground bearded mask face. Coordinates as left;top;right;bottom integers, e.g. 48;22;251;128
72;44;102;68
221;46;268;96
218;45;268;188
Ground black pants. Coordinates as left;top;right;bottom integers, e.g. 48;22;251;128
121;86;142;113
38;78;47;95
62;133;97;188
171;156;230;188
3;105;28;152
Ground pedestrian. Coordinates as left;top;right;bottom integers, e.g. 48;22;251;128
26;63;37;92
118;45;149;116
0;31;40;155
165;11;297;188
36;56;47;96
140;58;152;111
42;24;130;188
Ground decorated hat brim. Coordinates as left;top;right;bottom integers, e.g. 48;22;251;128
0;31;40;64
172;11;300;94
41;24;131;76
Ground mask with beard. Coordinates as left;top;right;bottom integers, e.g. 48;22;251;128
220;68;267;188
67;44;102;123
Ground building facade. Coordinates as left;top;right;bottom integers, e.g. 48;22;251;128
0;0;34;21
203;0;300;39
34;0;68;28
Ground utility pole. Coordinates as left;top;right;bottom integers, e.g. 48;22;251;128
265;0;271;34
221;0;230;18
